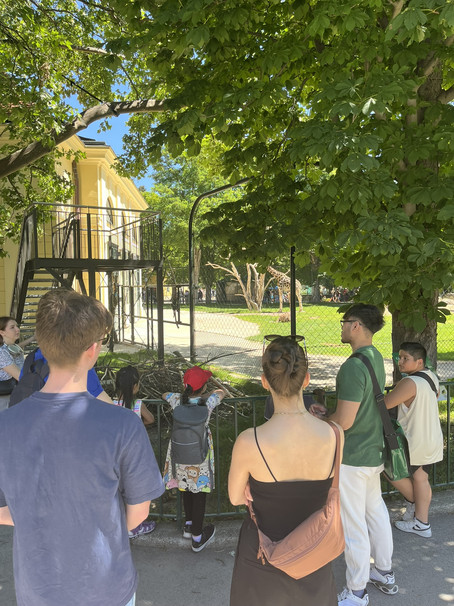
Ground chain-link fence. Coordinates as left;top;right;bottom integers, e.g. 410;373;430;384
178;256;454;389
99;256;454;390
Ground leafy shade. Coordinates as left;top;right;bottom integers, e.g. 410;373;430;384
1;0;453;344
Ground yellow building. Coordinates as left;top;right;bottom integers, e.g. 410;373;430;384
0;134;162;348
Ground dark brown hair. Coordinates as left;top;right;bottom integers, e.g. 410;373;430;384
0;317;16;346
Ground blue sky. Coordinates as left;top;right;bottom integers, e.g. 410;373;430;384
79;110;154;191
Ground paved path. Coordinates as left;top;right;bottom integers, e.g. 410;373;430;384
1;491;453;605
118;311;454;389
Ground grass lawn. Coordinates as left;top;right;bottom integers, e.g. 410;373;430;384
193;302;454;363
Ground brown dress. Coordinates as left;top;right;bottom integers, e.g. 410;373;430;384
230;440;337;605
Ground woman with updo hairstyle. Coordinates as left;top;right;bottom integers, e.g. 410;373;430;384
229;336;344;606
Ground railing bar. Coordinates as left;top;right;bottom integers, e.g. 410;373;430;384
140;386;453;518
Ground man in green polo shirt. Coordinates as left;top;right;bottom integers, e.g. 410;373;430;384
319;304;397;606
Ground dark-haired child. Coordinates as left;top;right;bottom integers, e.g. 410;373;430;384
114;365;155;425
384;342;443;538
114;365;156;539
162;366;226;552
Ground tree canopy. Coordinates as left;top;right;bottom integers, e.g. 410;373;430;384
1;0;454;357
144;145;242;290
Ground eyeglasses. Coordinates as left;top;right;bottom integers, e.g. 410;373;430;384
263;334;307;359
340;319;362;327
87;333;110;350
100;334;110;346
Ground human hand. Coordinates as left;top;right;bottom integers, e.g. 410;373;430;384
309;403;329;419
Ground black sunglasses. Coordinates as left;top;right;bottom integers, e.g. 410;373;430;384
262;334;307;359
87;333;110;350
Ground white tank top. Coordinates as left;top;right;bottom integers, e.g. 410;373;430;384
397;370;443;465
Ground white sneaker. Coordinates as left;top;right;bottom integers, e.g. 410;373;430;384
369;567;398;594
402;500;416;521
395;519;432;538
338;587;369;606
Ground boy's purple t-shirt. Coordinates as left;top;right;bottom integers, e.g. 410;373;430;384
0;391;164;606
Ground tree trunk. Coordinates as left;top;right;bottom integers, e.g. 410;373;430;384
311;274;321;303
204;280;212;305
250;264;266;311
391;293;438;383
310;252;321;303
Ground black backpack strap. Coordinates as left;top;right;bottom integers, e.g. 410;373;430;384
22;347;38;375
410;371;438;394
350;352;399;451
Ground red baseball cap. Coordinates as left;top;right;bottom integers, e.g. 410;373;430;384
183;366;212;391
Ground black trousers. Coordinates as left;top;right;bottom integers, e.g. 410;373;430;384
182;491;207;536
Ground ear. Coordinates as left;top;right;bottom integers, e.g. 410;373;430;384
84;342;100;366
261;374;270;390
303;371;310;389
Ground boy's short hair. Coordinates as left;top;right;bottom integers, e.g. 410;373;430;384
343;303;384;334
400;342;427;365
36;288;113;366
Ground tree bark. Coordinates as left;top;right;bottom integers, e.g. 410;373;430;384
391;292;438;383
206;261;267;311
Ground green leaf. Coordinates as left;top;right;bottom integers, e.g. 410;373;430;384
437;205;454;221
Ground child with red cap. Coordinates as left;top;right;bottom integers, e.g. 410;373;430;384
162;366;227;552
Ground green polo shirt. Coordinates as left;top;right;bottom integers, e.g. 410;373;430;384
337;345;385;467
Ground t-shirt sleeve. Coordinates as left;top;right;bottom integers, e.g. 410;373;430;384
0;347;13;371
119;415;165;505
206;392;221;414
87;368;103;397
164;393;180;410
337;358;367;403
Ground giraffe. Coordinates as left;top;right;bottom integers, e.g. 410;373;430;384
267;266;304;313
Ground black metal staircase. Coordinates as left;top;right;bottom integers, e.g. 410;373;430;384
11;203;165;358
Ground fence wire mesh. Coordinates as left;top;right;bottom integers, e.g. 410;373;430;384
103;258;454;389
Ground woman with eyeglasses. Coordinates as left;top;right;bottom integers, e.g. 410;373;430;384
228;335;344;606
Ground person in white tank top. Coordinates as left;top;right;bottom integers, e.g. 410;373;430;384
384;342;443;539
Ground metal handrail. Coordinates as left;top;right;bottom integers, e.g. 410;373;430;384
10;211;36;319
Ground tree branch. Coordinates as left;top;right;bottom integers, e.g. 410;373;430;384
389;0;405;20
0;99;172;180
438;85;454;105
71;45;125;59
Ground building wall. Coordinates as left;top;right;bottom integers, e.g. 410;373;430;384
0;239;19;317
0;135;150;315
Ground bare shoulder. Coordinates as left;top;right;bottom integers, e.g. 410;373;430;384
326;420;344;450
235;426;256;447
